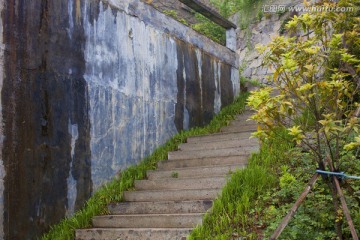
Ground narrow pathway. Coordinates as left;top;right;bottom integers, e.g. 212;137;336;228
76;110;259;240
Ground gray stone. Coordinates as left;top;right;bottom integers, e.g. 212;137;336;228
108;200;213;214
134;177;227;190
123;189;221;202
246;51;259;61
260;34;271;45
92;214;203;228
220;124;258;134
249;58;263;69
178;138;258;151
226;28;237;51
273;21;281;32
157;155;248;170
187;131;252;143
255;67;268;76
239;49;247;60
147;164;245;179
76;228;192;240
242;67;253;78
168;147;253;160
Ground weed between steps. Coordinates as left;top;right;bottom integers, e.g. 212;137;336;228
40;92;249;240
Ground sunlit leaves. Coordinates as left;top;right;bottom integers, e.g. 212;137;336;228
247;87;272;109
288;126;305;145
248;0;360;166
344;136;360;151
341;53;360;64
282;57;297;71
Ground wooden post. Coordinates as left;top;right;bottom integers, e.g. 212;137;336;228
326;155;359;240
333;176;359;240
270;173;319;240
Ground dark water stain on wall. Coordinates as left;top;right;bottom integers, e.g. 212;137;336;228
175;39;233;131
200;52;216;123
2;0;92;239
220;63;234;107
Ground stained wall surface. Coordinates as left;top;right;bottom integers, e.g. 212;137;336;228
0;0;239;239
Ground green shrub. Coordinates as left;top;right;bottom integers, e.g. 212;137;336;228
247;0;360;237
192;13;226;45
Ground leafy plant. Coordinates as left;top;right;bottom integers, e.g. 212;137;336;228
192;13;226;45
162;10;189;26
171;171;179;178
261;149;359;239
248;0;360;237
210;0;265;18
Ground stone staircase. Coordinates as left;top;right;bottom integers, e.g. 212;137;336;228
75;110;259;240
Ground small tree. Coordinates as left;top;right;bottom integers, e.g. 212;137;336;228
247;0;360;237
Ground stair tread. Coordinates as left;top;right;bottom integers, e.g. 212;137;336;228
123;188;221;202
94;213;203;217
186;132;253;143
168;147;256;160
77;228;194;230
157;155;249;170
153;163;245;171
108;200;213;215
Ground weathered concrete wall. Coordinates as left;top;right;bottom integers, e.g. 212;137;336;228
0;0;239;239
2;1;92;239
0;0;4;238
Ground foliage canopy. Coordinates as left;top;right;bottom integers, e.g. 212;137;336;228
248;0;360;169
248;0;360;237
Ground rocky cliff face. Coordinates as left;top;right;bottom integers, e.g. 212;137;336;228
0;0;239;239
231;0;303;84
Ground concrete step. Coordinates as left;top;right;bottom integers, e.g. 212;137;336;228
230;110;254;119
76;228;192;240
108;200;213;215
92;213;203;228
147;164;245;180
168;147;257;160
220;124;257;133
178;138;259;151
157;155;248;170
134;176;227;190
123;188;220;202
186;131;252;144
229;119;257;127
235;113;255;121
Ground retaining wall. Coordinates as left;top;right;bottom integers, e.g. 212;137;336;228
0;0;239;239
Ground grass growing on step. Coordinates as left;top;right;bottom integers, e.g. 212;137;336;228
40;92;249;240
189;129;294;239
